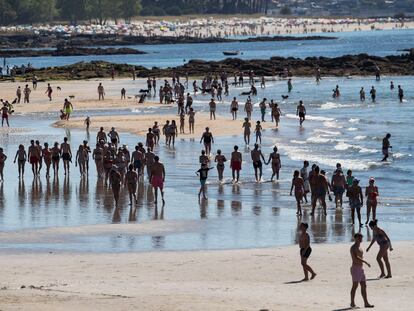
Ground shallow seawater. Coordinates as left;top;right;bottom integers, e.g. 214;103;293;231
3;29;414;69
0;75;413;252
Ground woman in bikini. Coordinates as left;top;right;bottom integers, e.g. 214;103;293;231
366;220;393;278
290;170;305;216
214;149;227;182
365;178;379;224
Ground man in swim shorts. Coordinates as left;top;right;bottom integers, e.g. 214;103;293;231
230;145;242;183
350;233;374;309
381;133;392;162
331;169;346;208
296;101;306;126
251;144;266;182
299;223;316;281
150;156;165;204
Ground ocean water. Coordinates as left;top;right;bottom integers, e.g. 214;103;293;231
2;29;414;70
0;74;412;252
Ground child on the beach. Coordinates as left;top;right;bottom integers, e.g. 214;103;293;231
196;163;213;200
255;121;262;144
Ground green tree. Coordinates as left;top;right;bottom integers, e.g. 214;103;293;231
57;0;87;25
120;0;141;23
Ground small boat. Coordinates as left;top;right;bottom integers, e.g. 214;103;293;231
223;51;239;56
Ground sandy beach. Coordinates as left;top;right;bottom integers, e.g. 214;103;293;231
0;241;412;310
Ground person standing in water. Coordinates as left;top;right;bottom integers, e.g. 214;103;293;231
244;96;253;120
360;87;365;101
214;149;227;182
150;156;165;204
296;101;306;126
110;166;122;206
125;164;138;205
14;144;27;178
0;147;7;181
42;143;52;178
348;179;363;227
200;127;214;155
366;220;393;279
254;121;262;144
291;171;305;216
251;144;266;182
381;133;392;162
331;169;347;208
60;137;72;175
272;103;282;128
196;163;214;201
266;146;281;181
230;145;242;183
242;117;251;146
310;166;330;216
350;233;374;309
370;86;376;102
230;97;239;120
287;78;293;93
397;85;404;103
365;178;379;224
259;98;267;122
298;223;316;280
209;98;216;120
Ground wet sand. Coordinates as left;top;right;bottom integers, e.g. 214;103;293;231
53;113;277;139
0;241;412;310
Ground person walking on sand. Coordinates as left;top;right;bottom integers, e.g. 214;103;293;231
16;86;21;104
209;98;216;120
366;220;393;279
150;156;165;204
365;178;379;224
23;84;31;104
230;97;239;120
251;144;265;182
1;103;9;127
350;233;374;309
14;144;27;178
230;145;242;183
200;127;214;155
381;133;392;162
196;163;213;201
45;83;53;101
121;88;126;100
291;171;305;216
296;101;306;126
242;117;251;146
98;83;105;101
63;98;73;120
125;164;138;205
267;146;281;181
298;223;316;280
214;149;227;182
188;108;195;134
348;179;363;227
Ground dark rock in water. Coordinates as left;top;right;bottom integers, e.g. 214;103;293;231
14;51;414;80
0;47;145;58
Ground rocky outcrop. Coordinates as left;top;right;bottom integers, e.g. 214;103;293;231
13;51;414;80
0;47;145;57
0;33;336;49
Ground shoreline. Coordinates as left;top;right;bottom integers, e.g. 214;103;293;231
0;241;412;310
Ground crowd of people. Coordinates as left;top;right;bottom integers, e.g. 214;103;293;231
0;68;402;309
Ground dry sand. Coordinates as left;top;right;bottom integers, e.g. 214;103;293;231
0;241;412;310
